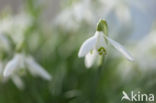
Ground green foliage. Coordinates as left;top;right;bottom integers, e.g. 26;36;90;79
0;0;156;103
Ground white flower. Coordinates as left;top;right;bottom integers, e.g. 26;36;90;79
3;53;52;81
78;31;134;68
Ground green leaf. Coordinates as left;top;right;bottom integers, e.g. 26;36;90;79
96;19;108;35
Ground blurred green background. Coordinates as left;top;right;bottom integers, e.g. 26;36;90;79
0;0;156;103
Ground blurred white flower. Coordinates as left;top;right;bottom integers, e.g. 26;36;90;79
78;30;134;68
0;13;32;44
55;0;94;30
72;0;94;23
3;53;52;81
133;30;156;71
99;0;131;24
117;29;156;80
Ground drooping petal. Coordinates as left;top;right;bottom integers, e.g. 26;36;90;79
85;50;98;68
25;56;52;81
78;35;97;57
106;36;134;61
3;54;22;77
11;75;24;90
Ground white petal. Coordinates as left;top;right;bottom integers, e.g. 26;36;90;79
95;31;107;50
3;54;22;77
85;50;98;68
25;56;52;81
78;35;97;57
11;75;24;90
106;36;134;61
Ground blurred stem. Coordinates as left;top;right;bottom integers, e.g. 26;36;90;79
25;0;42;19
91;56;105;103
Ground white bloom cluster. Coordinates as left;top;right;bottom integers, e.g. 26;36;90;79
55;0;94;30
0;13;32;44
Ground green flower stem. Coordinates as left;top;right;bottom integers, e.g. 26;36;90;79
91;56;106;103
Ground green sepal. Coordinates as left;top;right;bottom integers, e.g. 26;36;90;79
16;41;25;53
96;19;108;35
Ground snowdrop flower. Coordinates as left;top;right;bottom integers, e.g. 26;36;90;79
78;19;134;68
3;53;52;81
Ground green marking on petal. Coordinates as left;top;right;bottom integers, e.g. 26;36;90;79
90;50;93;54
96;19;108;35
98;47;107;55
